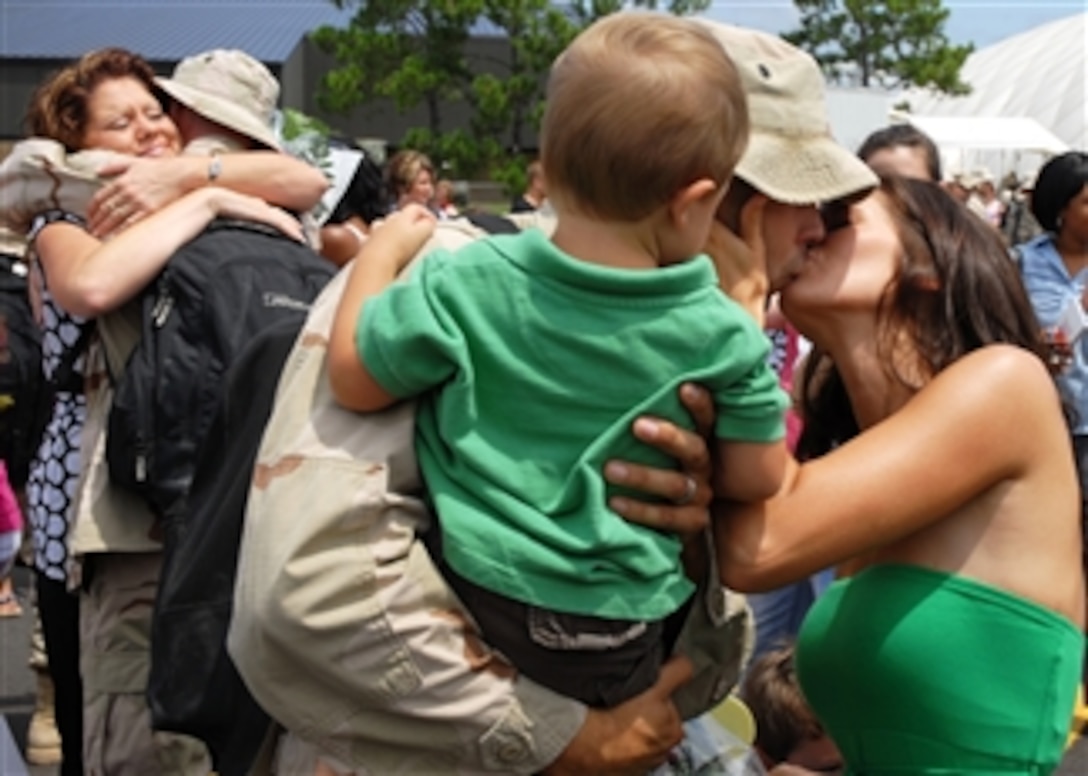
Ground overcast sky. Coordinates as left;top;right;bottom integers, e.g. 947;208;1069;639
700;1;1086;50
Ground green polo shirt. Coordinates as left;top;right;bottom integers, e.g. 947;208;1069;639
360;229;786;620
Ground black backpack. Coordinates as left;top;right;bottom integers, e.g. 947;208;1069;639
149;317;300;775
105;219;335;518
0;254;43;487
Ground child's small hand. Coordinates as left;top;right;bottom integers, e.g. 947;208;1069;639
367;204;437;271
707;195;769;323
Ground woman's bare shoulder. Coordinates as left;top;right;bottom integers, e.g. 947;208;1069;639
937;344;1052;397
927;344;1064;435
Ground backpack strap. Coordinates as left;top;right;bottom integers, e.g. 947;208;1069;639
49;321;94;395
204;217;305;242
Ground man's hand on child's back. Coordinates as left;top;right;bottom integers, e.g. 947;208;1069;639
604;383;716;540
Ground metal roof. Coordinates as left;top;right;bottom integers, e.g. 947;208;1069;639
0;1;508;62
1;0;359;62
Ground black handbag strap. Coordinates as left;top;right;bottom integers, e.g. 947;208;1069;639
49;321;94;395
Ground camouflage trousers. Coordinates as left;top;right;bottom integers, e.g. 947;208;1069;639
80;552;210;776
256;531;754;776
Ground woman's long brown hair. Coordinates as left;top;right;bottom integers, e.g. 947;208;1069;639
796;175;1047;460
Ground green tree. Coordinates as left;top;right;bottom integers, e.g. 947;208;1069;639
784;0;972;94
481;0;711;154
314;0;709;187
313;0;482;149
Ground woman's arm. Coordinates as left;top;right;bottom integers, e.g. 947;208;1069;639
87;152;329;235
608;348;1061;592
320;216;369;268
34;187;302;318
715;345;1052;591
327;205;436;412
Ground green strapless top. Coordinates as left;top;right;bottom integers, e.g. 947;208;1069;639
796;564;1083;774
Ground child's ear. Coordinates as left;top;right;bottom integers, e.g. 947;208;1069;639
669;178;726;227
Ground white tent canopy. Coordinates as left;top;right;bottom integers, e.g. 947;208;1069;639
906;12;1086;152
904;116;1069;155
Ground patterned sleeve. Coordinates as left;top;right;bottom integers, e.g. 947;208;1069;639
27;210;86;244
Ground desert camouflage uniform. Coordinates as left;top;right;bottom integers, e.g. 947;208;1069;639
231;217;754;775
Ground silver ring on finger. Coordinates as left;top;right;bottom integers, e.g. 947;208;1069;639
675;474;698;506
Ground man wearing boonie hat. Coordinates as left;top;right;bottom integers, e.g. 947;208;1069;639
692;20;879;673
225;21;880;776
0;47;325;241
519;22;877;291
146;50;337;249
156;48;283;153
85;48;328;239
699;21;878;292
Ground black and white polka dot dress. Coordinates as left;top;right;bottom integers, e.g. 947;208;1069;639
25;214;88;585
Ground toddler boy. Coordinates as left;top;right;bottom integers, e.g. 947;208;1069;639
328;11;789;707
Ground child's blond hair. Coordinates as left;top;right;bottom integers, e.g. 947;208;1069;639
541;12;748;221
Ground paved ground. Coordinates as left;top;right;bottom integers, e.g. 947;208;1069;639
0;564;1086;775
1;567;49;776
1065;735;1088;773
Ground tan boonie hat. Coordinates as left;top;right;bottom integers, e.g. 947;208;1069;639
697;22;877;205
156;49;281;150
